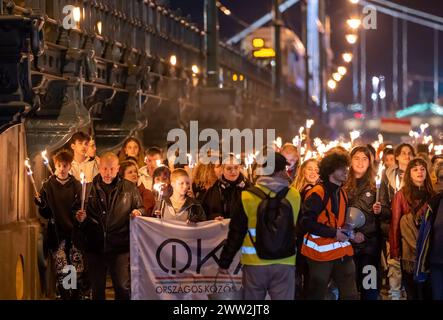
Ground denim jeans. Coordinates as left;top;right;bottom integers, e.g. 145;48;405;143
86;251;130;300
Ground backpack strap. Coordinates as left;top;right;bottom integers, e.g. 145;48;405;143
246;186;269;200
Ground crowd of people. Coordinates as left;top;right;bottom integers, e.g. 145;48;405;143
34;130;443;300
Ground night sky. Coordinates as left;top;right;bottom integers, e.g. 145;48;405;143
168;0;443;110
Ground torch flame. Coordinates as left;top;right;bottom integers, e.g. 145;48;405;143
350;130;360;143
378;134;384;144
376;164;385;187
24;158;33;175
274;137;283;149
41;150;49;165
306;119;314;129
80;172;85;184
292;136;300;147
420;123;429;133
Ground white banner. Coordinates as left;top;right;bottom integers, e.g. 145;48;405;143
130;217;242;300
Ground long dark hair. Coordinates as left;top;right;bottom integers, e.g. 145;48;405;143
344;146;375;197
118;137;145;168
402;157;435;206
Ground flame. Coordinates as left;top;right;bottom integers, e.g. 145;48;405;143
80;171;85;184
274;137;282;149
350;130;360;143
24;158;33;175
41;150;49;165
435;145;443;155
378;134;384;144
155;159;163;167
429;143;434;153
376;163;385;187
246;153;255;166
423;135;433;144
306;119;314;129
420;123;429;133
292;136;300;147
153;182;165;193
299;127;305;137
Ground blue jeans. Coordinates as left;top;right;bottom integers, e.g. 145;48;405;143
431;263;443;300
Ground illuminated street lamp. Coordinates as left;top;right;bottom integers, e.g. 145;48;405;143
347;18;361;30
346;34;358;44
342;52;353;63
338;66;347;76
327;79;337;90
332;73;342;82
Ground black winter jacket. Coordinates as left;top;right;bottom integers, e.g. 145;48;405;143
202;174;250;220
80;175;146;254
348;178;381;255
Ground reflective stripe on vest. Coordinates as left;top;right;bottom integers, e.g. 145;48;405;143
303;238;351;253
248;228;256;237
301;184;353;261
241;246;257;255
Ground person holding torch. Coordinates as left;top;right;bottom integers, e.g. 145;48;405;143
33;150;85;300
344;146;382;300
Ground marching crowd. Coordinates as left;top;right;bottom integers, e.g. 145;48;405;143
34;130;443;300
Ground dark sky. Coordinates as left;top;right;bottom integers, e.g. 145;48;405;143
168;0;443;109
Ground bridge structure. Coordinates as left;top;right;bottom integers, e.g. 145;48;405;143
0;0;312;299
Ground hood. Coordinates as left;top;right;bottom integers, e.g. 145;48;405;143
138;165;151;178
256;176;289;193
385;165;403;190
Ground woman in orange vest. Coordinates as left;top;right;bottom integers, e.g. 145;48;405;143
300;150;362;300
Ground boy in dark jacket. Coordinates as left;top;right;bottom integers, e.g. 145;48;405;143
35;150;84;300
75;152;146;300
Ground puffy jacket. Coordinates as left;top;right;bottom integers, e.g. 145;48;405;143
202;173;250;220
80;175;146;254
379;166;404;238
347;179;381;255
161;196;206;222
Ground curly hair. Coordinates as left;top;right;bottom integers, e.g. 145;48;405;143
192;162;218;190
319;150;350;182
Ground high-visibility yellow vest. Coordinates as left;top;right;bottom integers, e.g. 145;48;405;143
240;185;301;266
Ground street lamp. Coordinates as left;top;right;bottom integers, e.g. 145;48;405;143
338;66;347;76
346;34;358;44
327;79;337;90
332;73;342;82
342;53;353;63
347;18;361;30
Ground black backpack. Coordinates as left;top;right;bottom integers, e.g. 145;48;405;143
246;186;296;260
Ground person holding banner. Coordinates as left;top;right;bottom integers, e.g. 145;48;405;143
35;150;85;300
218;153;301;300
75;152;146;300
158;169;206;222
